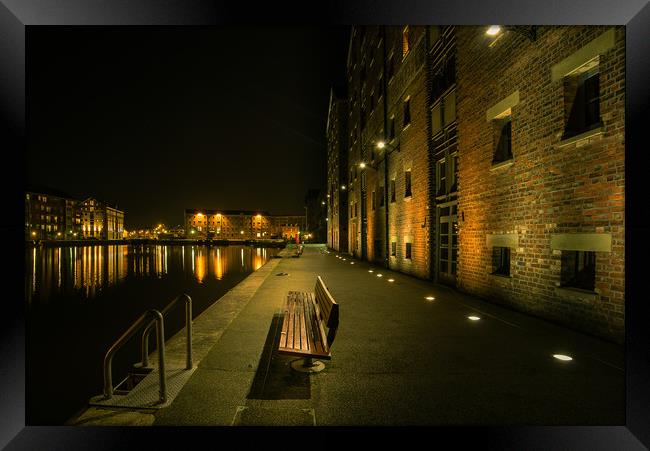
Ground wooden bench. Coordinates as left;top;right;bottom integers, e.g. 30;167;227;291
278;276;339;372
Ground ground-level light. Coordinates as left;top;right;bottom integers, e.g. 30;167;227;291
425;296;435;301
468;316;481;321
388;278;394;282
553;354;573;361
486;25;501;36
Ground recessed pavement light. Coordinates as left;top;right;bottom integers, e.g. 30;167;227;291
553;354;573;361
377;274;383;277
468;316;481;321
388;279;395;282
369;270;374;273
350;262;355;265
342;258;346;261
425;296;435;301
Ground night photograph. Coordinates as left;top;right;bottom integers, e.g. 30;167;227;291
3;1;650;449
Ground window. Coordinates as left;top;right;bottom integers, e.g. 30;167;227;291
391;241;397;256
492;247;510;276
405;242;412;259
388;54;395;80
390;179;396;203
563;61;601;139
436;159;446;197
493;114;513;163
379;186;385;207
403;97;411;128
431;89;456;137
371;191;376;210
402;26;410;57
561;251;596;291
429;26;441;46
449;154;459;193
389;116;396;140
377;76;384;99
404;170;412;197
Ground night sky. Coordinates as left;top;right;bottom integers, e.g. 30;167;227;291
27;26;349;229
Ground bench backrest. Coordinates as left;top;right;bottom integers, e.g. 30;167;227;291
314;276;339;346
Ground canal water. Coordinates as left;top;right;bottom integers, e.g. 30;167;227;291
25;243;279;425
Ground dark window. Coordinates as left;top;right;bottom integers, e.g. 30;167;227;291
390;179;396;203
492;247;510;276
371;191;376;210
391;241;396;256
388;55;395;80
449;154;458;193
493;115;513;163
437;159;446;197
563;65;601;139
378;76;384;99
429;26;441;46
403;98;411;128
379;186;385;206
561;251;596;291
405;242;412;259
389;116;396;140
405;171;412;197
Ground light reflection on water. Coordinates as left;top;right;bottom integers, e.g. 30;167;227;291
26;244;275;303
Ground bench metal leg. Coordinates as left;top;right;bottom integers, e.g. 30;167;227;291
290;358;325;373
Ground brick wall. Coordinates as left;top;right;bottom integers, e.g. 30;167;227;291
456;26;625;343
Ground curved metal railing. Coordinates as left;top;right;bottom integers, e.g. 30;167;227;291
139;294;193;370
103;309;166;402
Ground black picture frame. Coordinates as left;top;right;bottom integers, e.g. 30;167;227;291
2;0;648;449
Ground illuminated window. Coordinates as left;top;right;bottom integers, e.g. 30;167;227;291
402;26;410;57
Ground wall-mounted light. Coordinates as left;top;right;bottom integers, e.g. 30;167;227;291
486;25;537;41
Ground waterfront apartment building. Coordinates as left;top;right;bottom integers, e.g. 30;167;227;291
184;209;304;241
77;198;125;240
326;86;349;252
25;190;76;240
329;25;625;343
26;190;125;240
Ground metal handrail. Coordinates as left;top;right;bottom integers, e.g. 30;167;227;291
140;294;192;370
103;309;166;402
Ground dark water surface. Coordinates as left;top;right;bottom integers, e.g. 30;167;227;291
25;243;278;425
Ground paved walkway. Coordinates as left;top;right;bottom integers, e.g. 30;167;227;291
146;243;623;426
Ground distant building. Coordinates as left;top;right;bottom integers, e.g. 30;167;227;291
77;197;125;240
25;187;125;241
184;209;304;241
326;86;349;252
304;189;327;243
25;190;74;240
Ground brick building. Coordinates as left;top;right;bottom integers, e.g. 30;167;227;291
345;25;433;278
326;86;349;252
184;209;303;240
329;25;624;343
455;26;625;343
26;188;124;241
78;197;125;240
